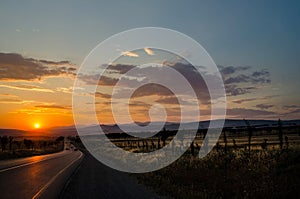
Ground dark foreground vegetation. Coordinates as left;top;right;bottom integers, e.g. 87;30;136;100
132;121;300;198
135;147;300;198
0;135;64;160
69;120;300;198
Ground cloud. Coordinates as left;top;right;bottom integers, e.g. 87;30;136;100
224;68;270;85
131;83;174;98
227;108;276;118
232;98;257;104
144;48;154;55
283;105;300;109
0;53;76;81
15;29;21;32
121;51;139;57
218;65;250;75
95;92;111;99
232;95;279;104
288;108;300;114
256;104;274;109
218;65;271;96
0;84;54;92
79;63;272;107
0;98;22;103
155;96;179;104
0;98;35;104
78;74;118;86
105;64;135;74
34;104;70;109
129;101;152;108
225;85;255;96
0;93;18;97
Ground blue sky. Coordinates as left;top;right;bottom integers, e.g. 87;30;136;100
0;1;299;128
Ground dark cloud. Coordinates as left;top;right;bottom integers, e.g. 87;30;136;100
156;96;193;105
256;104;274;109
78;74;118;86
283;105;300;109
227;108;276;118
224;70;270;84
252;69;269;78
0;53;76;81
156;96;179;104
232;98;257;104
129;101;152;108
219;65;271;96
131;84;174;98
219;66;271;84
218;65;250;75
288;108;300;114
35;105;70;109
224;74;251;84
232;95;279;104
225;85;256;96
80;63;271;101
105;64;135;74
95;92;111;99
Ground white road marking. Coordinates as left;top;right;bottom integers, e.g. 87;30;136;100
32;151;83;199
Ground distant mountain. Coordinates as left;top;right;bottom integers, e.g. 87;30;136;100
67;119;300;135
0;129;29;137
1;119;299;137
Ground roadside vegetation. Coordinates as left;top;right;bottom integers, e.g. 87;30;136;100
67;120;300;198
132;120;300;198
0;135;64;160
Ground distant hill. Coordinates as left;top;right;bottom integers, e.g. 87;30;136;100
1;119;299;137
0;129;29;137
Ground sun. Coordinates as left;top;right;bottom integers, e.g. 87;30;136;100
34;123;40;129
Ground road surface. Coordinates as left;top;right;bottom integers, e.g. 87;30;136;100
61;149;159;199
0;149;83;199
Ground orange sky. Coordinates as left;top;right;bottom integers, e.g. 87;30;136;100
0;49;299;130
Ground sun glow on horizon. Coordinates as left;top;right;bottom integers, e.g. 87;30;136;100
34;123;40;129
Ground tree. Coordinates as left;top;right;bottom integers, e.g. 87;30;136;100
8;136;13;151
1;136;9;152
244;119;253;156
278;119;283;150
56;136;64;142
223;131;228;153
24;139;33;150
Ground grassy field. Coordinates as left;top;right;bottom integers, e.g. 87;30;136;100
111;128;300;198
71;125;300;198
133;147;300;198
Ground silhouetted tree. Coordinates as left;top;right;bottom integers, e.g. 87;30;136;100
190;141;195;156
24;139;33;150
8;136;13;151
285;136;289;149
261;139;268;150
216;142;220;152
223;131;228;153
278;119;283;150
157;137;161;149
160;127;168;147
244;119;253;156
56;136;64;142
232;139;237;149
1;135;8;152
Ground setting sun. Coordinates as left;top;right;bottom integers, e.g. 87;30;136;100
34;123;40;129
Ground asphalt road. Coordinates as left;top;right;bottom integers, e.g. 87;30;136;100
0;150;83;199
61;150;159;199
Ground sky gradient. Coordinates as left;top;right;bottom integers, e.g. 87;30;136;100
0;1;299;130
